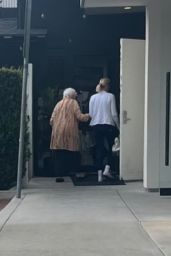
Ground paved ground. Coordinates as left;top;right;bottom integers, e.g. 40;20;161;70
0;178;171;255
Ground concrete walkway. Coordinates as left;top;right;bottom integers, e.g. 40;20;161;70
0;178;171;255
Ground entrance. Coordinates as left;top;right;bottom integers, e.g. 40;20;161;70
31;2;145;178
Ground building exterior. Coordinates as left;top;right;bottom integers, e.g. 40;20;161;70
0;0;17;8
1;0;170;192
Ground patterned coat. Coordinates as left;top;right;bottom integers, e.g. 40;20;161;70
50;98;89;151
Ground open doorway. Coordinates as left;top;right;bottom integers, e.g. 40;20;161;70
32;1;146;178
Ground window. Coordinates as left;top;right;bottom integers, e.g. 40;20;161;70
0;0;17;8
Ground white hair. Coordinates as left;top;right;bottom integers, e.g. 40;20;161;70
63;88;77;99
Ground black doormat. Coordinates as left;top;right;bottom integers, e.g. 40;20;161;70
71;174;125;186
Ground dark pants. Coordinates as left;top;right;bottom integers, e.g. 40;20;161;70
93;125;118;171
52;150;80;177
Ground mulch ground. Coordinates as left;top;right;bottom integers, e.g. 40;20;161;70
0;199;11;211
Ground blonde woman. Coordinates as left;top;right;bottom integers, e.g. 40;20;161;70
89;78;119;180
50;88;90;182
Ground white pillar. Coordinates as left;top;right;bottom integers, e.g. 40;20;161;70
143;0;162;189
159;0;171;190
27;64;33;179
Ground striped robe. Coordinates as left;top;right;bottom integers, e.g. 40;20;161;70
50;98;89;151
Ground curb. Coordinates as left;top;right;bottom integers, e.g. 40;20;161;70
0;196;24;232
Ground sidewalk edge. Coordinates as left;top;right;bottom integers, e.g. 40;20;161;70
0;196;25;232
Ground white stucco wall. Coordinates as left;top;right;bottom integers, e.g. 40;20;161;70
144;0;162;189
159;1;171;189
82;0;167;189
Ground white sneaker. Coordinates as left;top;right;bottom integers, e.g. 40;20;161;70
103;165;114;179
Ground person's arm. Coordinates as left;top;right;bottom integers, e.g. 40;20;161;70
111;95;119;129
74;101;90;122
50;104;58;126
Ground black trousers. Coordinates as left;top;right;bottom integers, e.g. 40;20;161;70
93;125;118;171
52;150;81;177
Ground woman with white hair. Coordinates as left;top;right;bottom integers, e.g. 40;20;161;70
50;88;90;182
89;78;119;181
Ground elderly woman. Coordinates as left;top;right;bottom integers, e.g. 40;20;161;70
50;88;89;182
89;78;119;181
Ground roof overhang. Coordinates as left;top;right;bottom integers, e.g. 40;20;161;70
80;0;147;8
0;18;47;38
0;29;47;38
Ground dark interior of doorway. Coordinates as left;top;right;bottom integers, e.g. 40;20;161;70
33;0;145;177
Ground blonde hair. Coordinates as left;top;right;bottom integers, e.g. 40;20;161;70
99;78;111;86
96;77;111;92
63;88;77;99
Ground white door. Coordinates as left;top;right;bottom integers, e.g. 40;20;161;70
120;39;145;181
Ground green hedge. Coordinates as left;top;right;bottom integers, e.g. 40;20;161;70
0;67;22;190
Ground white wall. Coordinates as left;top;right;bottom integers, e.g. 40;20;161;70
143;1;162;189
159;1;171;189
82;0;164;189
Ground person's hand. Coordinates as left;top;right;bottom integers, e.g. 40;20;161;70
86;114;91;121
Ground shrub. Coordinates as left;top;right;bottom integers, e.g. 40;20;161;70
0;67;23;190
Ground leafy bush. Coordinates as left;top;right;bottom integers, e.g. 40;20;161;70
0;67;23;190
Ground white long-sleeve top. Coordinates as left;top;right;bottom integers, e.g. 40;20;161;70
89;91;119;127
